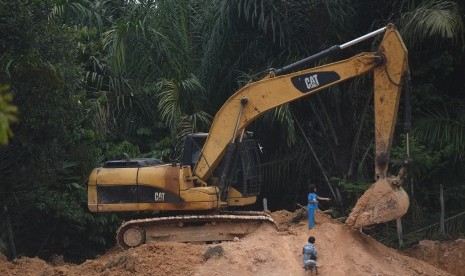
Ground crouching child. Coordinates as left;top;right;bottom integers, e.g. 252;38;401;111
303;236;318;274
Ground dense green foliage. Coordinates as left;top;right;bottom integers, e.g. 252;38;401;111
0;85;17;144
1;0;464;262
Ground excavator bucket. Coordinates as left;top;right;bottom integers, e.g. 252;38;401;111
345;175;409;228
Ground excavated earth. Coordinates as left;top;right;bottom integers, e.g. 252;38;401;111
404;239;465;276
0;210;459;276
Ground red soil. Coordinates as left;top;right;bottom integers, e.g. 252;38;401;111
0;210;453;276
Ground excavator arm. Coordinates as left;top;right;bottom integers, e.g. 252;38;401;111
345;25;410;228
194;24;410;228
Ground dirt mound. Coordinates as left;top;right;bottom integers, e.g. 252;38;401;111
270;209;294;226
0;210;452;276
405;239;465;276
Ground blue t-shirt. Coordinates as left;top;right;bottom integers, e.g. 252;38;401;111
308;192;318;210
303;243;318;263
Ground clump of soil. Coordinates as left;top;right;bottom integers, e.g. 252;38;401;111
270;209;294;226
203;245;224;261
404;239;465;276
270;207;310;232
0;210;452;276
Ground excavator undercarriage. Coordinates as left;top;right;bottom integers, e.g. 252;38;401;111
116;212;277;249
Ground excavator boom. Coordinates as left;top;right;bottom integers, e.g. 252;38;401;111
194;52;381;179
194;25;408;182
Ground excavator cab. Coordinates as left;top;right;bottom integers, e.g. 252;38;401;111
181;133;208;169
219;137;263;198
182;132;263;198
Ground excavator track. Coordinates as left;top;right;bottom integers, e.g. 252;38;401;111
116;211;277;249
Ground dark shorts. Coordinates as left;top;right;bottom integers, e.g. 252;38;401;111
304;260;317;270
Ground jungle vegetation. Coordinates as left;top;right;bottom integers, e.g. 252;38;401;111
1;0;464;262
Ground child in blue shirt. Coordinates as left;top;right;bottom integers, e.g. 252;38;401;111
303;236;318;274
308;184;331;229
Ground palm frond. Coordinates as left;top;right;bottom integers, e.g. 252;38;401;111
91;101;110;140
157;79;181;131
157;74;209;136
414;115;465;153
0;86;18;145
176;111;213;142
400;0;464;47
237;0;352;48
49;0;109;32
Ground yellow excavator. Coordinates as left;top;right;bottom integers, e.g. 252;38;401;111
88;24;410;249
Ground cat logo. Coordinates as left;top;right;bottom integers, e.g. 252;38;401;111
291;71;340;93
154;192;165;202
304;74;320;89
